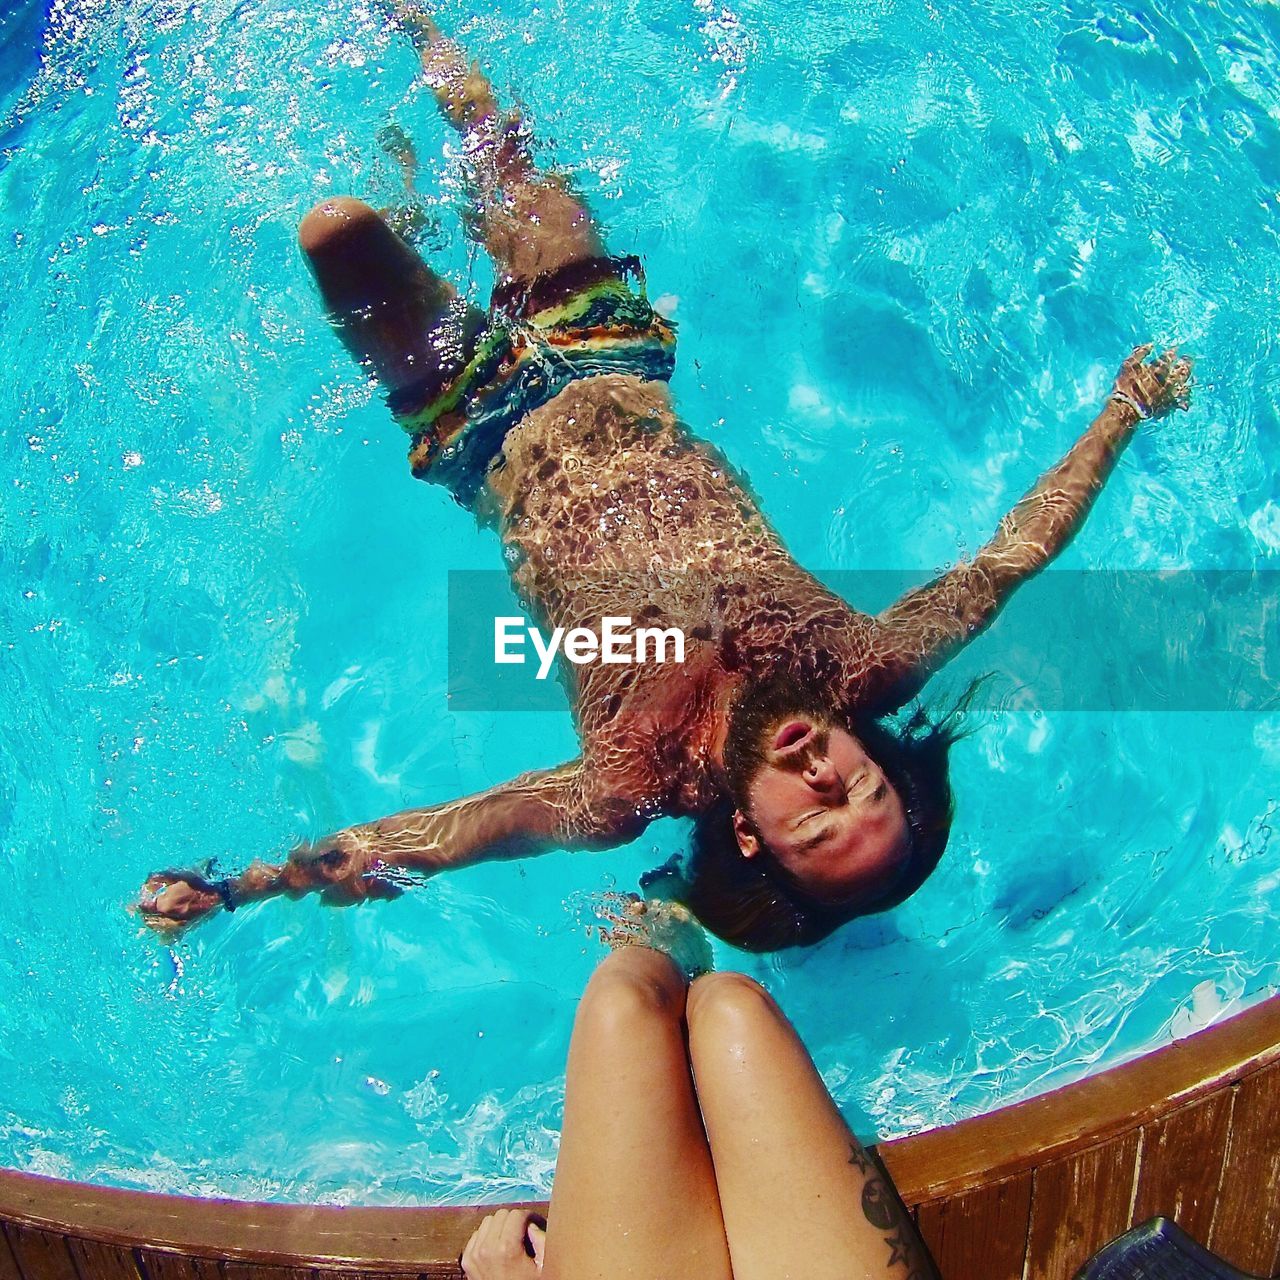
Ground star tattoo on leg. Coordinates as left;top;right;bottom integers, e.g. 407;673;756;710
885;1229;916;1267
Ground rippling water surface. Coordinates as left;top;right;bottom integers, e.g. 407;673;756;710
1;0;1279;1203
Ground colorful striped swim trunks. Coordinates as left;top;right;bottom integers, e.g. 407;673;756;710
387;254;678;505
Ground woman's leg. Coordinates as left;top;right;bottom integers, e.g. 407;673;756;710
388;4;608;295
542;947;733;1280
298;196;485;401
686;972;938;1280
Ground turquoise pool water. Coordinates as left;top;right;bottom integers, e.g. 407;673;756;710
1;0;1278;1204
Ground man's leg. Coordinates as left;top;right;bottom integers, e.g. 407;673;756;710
542;947;733;1280
389;5;608;296
686;972;939;1280
299;195;485;401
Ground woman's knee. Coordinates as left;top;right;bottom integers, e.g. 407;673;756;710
574;947;687;1036
686;970;783;1044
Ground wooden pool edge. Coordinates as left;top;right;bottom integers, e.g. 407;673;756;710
4;992;1280;1280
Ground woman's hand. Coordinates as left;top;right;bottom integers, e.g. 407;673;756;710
461;1210;546;1280
136;870;225;933
1111;343;1193;421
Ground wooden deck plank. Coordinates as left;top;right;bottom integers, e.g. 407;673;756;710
312;1271;461;1280
1131;1089;1234;1242
316;1271;456;1280
219;1264;313;1280
1209;1061;1280;1276
64;1240;142;1280
0;1229;23;1280
3;1228;79;1280
136;1251;222;1280
314;1269;440;1280
914;1173;1032;1280
1024;1132;1141;1280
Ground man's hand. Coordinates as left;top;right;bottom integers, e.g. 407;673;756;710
136;870;225;933
461;1210;546;1280
1111;343;1193;421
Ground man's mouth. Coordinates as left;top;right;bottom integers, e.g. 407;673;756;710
773;720;812;752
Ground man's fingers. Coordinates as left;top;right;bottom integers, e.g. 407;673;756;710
143;917;186;936
1155;349;1193;408
137;876;222;925
137;881;170;913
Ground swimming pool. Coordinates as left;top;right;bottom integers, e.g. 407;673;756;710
1;0;1278;1206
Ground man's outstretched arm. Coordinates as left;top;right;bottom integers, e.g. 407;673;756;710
136;760;645;932
871;344;1192;706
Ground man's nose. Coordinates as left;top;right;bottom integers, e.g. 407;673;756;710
803;756;841;792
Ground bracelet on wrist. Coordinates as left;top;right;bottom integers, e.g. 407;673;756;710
1109;389;1151;420
213;877;238;912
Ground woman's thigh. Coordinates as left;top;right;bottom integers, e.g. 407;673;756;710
686;972;936;1280
543;948;733;1280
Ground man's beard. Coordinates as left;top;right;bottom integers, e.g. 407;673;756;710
723;672;835;810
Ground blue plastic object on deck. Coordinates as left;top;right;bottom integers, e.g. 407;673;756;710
1075;1218;1259;1280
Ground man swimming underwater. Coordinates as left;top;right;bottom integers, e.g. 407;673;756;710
139;7;1192;950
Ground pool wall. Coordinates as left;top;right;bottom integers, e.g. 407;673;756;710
3;993;1279;1280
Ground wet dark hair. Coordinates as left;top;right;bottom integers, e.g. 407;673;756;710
665;683;978;952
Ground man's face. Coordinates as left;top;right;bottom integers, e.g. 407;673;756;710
729;707;911;906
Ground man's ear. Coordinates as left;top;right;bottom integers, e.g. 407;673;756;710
732;808;760;859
